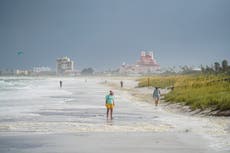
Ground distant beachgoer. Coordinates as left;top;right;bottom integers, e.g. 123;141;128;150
153;87;161;106
120;80;123;88
59;80;62;88
105;90;115;120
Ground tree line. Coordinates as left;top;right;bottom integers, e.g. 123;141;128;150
81;67;94;75
201;59;230;74
163;59;230;75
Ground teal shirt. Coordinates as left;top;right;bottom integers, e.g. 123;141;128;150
106;95;114;104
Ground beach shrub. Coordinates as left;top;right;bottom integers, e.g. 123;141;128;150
138;74;230;111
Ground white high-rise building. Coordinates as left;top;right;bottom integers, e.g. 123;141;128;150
56;56;74;75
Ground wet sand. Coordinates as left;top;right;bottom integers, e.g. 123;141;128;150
0;132;218;153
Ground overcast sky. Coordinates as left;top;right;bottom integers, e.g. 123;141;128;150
0;0;230;71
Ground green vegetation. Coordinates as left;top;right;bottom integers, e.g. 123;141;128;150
138;74;230;111
201;59;230;75
138;59;230;112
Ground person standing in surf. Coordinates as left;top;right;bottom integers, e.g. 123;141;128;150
59;80;62;88
120;80;123;88
153;87;161;106
105;90;115;120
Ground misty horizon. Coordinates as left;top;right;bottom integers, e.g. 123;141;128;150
0;54;229;72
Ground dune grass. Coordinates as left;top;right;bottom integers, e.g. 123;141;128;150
138;74;230;111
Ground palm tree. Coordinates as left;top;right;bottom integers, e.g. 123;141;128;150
214;62;221;73
222;60;228;72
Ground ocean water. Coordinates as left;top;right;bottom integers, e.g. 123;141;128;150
0;77;171;134
0;77;229;151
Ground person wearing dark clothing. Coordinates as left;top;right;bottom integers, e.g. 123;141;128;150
120;81;123;88
59;80;62;88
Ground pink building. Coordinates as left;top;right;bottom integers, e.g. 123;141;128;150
137;51;160;67
119;51;160;74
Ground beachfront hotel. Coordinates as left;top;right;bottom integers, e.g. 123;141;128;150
56;56;74;75
119;51;160;74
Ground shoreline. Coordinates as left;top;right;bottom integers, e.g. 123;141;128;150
2;75;229;116
104;77;230;117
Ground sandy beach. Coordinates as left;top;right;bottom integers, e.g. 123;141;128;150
0;77;229;153
0;132;216;153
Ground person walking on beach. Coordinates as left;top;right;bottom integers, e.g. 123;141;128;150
59;80;62;88
120;80;123;88
105;90;115;120
153;87;161;106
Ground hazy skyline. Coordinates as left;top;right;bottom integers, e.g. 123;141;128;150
0;0;230;71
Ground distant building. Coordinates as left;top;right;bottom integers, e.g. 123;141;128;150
16;69;29;76
137;51;159;67
119;51;160;74
32;66;53;76
33;66;51;73
56;56;74;75
0;69;15;76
